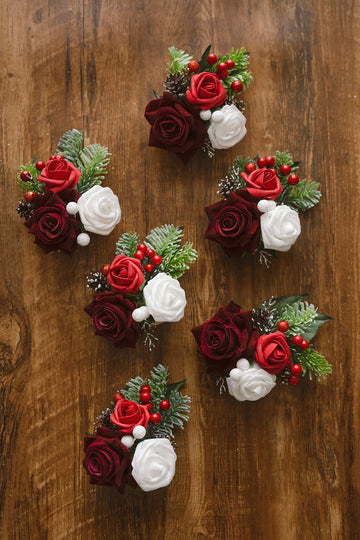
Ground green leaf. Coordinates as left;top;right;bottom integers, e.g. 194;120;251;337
115;232;140;257
166;379;186;395
300;312;333;341
167;46;193;74
271;294;310;313
295;347;332;380
197;44;212;72
153;89;161;98
56;128;84;165
76;143;111;195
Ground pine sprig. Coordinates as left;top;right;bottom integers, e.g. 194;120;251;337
277;301;318;336
276;179;321;211
76;144;111;195
149;389;190;439
121;375;147;402
291;346;332;380
167;46;193;74
56;129;84;164
213;48;252;91
148;364;169;409
115;232;140;257
18;163;45;193
160;242;197;279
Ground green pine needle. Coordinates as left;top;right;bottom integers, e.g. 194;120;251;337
214;48;252;91
167;46;193;74
277;301;317;335
56;128;84;165
76;144;111;195
292;346;332;380
121;375;146;402
18;162;45;193
115;232;140;257
276;179;322;211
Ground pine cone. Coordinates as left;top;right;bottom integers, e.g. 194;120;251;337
217;175;236;198
251;307;275;334
277;367;291;384
164;70;191;98
225;95;246;112
86;272;111;293
17;199;34;219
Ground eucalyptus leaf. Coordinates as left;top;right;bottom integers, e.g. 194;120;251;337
301;312;333;341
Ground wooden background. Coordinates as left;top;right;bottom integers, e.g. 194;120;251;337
1;0;359;538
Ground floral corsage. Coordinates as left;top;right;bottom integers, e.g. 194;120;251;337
83;364;190;493
205;151;321;265
192;294;332;402
85;225;197;349
16;129;121;255
145;45;252;163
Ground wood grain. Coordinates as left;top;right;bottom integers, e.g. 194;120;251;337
1;0;359;538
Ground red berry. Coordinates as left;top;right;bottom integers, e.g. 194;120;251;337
188;60;199;72
245;162;256;174
288;375;299;386
145;263;154;273
134;250;145;261
270;169;277;175
217;62;228;72
20;170;32;181
218;69;228;80
146;402;153;411
112;392;123;402
300;340;309;350
277;320;289;332
140;392;151;404
288;174;299;185
49;155;57;160
257;157;267;168
150;412;161;424
137;243;147;252
292;335;303;346
159;400;170;411
207;54;218;65
265;156;275;167
140;385;151;392
101;264;110;275
291;364;303;376
152;254;162;266
226;59;235;69
55;154;64;159
231;80;243;93
35;160;45;171
145;249;155;259
280;164;291;175
24;190;35;202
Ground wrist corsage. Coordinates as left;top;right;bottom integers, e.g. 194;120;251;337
16;129;121;255
83;364;190;493
192;294;332;402
145;45;252;163
85;225;197;349
205;151;321;265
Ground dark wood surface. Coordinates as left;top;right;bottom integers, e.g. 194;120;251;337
1;1;358;538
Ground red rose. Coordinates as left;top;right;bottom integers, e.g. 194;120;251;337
38;156;81;193
204;189;261;257
24;189;80;255
186;72;227;110
107;254;144;294
85;292;142;348
145;91;207;163
241;168;283;199
110;399;150;434
192;301;259;375
83;427;137;493
255;331;291;374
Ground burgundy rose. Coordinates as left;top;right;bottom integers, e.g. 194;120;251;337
192;301;259;375
38;156;81;193
241;168;283;200
24;189;80;255
110;399;150;434
107;254;144;294
186;72;227;110
144;91;207;163
83;427;137;493
204;189;261;257
255;331;291;374
85;291;142;348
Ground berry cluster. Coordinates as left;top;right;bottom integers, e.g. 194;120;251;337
188;54;244;91
133;243;163;274
276;319;305;386
244;156;300;186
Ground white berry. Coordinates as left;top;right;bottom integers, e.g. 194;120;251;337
236;358;250;371
66;201;79;215
132;425;146;439
257;199;277;213
200;109;212;121
132;306;150;322
121;435;134;448
76;232;91;246
211;110;224;123
229;368;242;380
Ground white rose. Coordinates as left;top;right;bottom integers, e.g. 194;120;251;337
226;359;276;402
260;204;301;251
207;104;247;149
77;185;121;235
132;272;186;323
131;438;177;492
